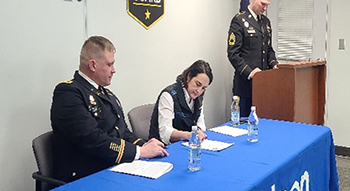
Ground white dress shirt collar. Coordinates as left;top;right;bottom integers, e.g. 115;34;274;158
248;6;258;21
183;87;194;111
78;70;99;89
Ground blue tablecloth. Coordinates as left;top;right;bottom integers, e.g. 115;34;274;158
53;119;339;191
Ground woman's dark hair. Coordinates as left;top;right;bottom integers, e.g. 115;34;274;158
177;60;213;88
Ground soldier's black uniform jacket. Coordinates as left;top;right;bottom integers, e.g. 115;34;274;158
50;71;145;182
227;10;278;98
149;78;203;143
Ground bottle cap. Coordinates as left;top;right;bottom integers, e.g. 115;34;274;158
191;126;198;131
251;106;256;110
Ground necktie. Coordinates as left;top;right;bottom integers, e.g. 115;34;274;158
99;86;111;100
257;16;264;33
257;16;262;27
99;86;105;95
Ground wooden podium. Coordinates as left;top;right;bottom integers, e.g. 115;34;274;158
252;61;326;125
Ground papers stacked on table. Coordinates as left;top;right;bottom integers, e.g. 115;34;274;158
209;125;248;137
182;139;234;151
110;160;173;179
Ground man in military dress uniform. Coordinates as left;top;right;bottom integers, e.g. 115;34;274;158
51;36;168;183
227;0;278;117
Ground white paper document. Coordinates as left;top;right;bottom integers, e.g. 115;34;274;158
110;160;173;179
209;126;248;137
182;139;234;151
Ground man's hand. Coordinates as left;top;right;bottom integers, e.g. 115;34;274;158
250;68;262;79
140;138;169;158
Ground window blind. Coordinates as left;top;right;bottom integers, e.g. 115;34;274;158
277;0;314;61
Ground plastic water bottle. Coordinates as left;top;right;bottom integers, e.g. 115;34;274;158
188;126;201;171
231;95;240;127
248;106;259;142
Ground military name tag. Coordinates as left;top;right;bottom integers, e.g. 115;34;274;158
247;29;256;34
127;0;165;30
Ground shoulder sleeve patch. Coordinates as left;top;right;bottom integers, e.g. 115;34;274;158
229;32;236;46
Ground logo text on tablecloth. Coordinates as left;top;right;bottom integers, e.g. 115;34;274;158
271;171;309;191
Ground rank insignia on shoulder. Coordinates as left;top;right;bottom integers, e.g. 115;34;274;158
229;32;236;46
235;11;245;18
58;80;73;84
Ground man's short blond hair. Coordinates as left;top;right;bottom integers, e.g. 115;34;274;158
80;36;116;66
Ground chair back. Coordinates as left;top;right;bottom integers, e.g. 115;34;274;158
128;103;155;141
32;131;55;191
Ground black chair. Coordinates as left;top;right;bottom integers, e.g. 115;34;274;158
32;131;66;191
128;103;155;141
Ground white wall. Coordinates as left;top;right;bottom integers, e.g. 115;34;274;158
0;1;85;190
0;0;237;190
326;0;350;147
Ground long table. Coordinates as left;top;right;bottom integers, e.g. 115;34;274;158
53;119;339;191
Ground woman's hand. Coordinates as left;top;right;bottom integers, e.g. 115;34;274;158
198;130;207;141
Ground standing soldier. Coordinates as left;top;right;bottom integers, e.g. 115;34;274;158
227;0;278;117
